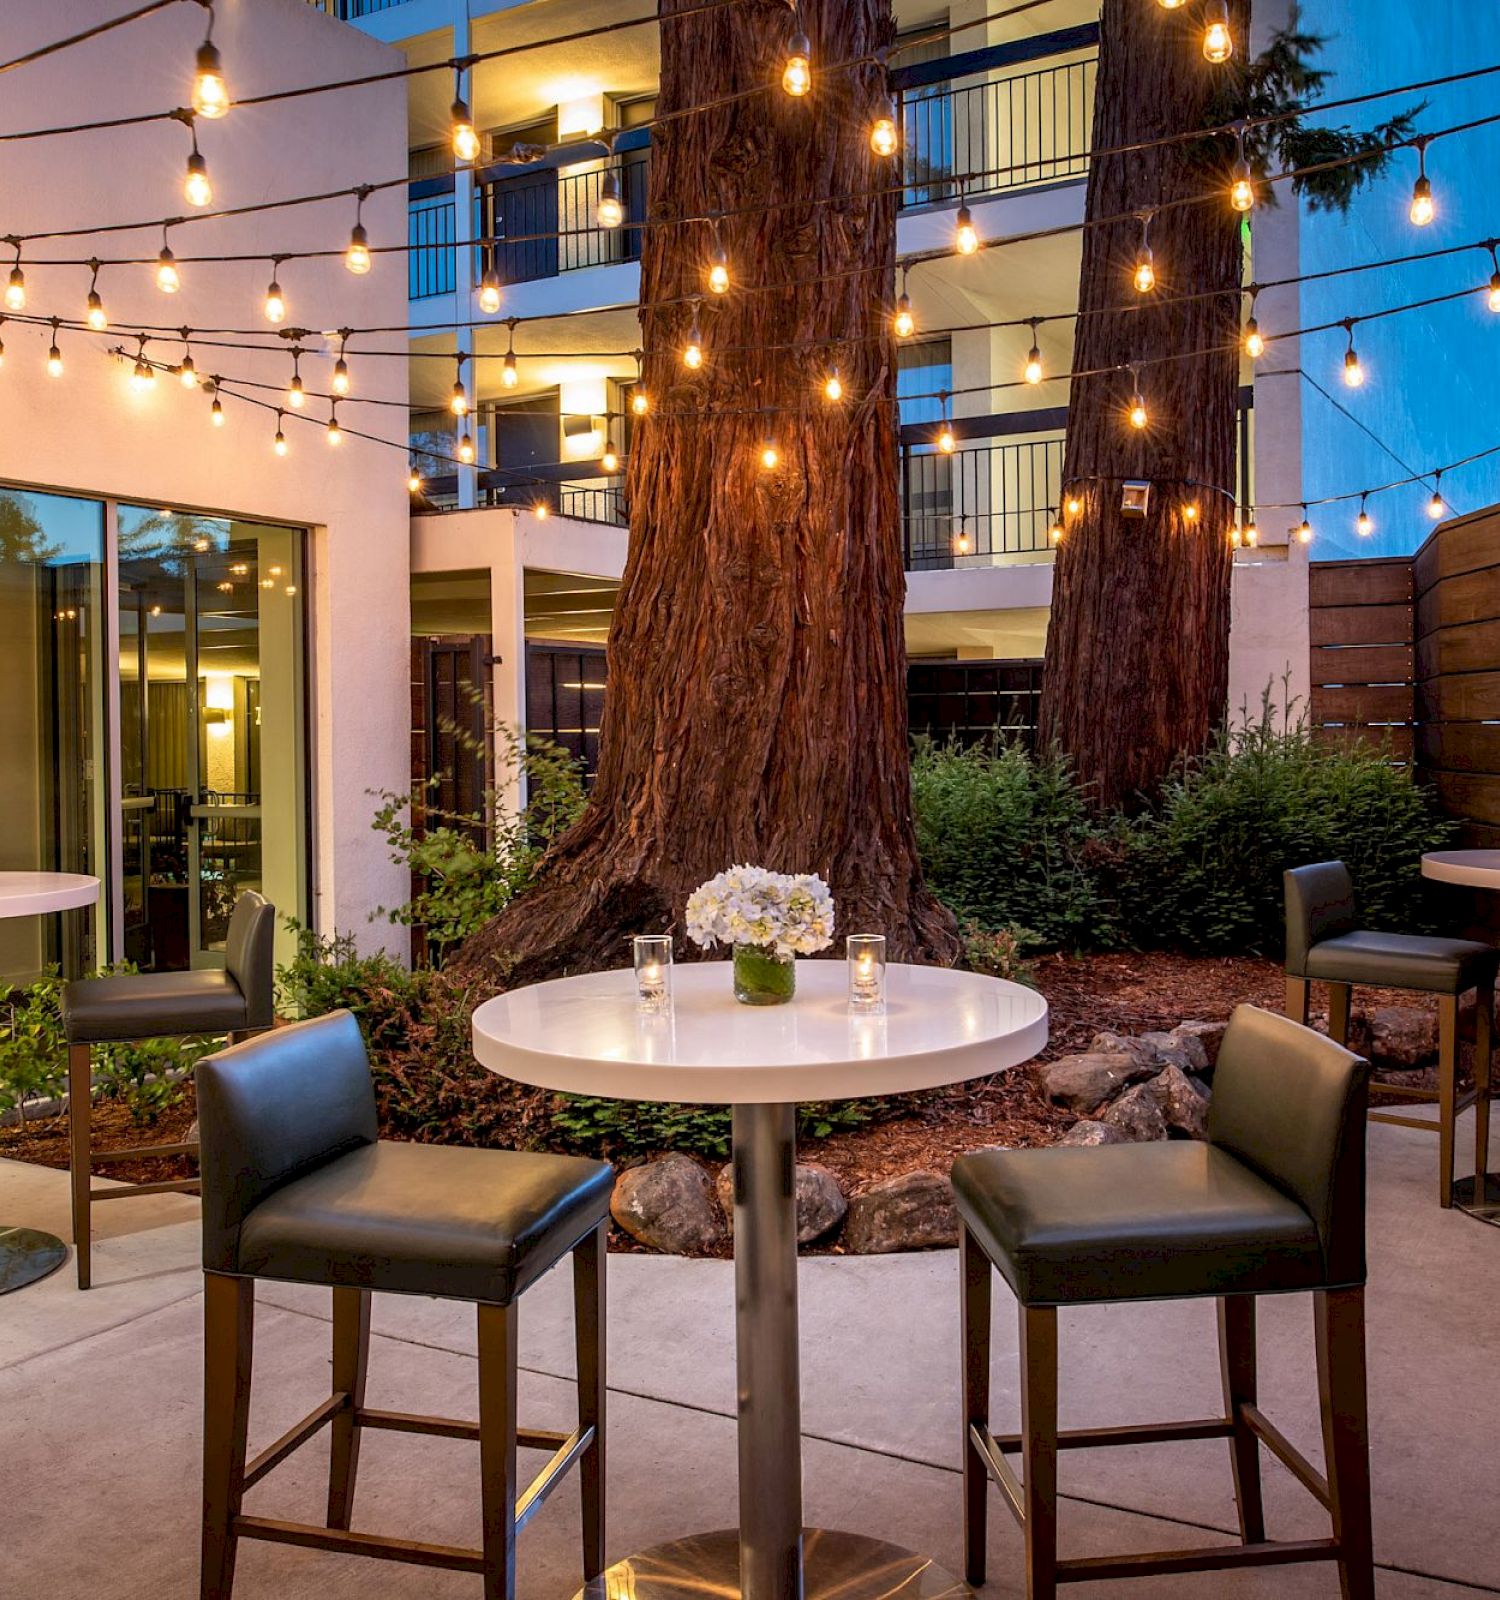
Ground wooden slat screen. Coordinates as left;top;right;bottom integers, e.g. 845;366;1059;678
1307;557;1415;763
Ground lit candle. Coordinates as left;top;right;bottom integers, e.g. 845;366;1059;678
634;935;673;1013
847;934;886;1013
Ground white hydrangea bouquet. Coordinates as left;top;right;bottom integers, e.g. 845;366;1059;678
685;865;834;1005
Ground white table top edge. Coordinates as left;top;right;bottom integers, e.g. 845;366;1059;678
1421;850;1500;889
0;872;101;918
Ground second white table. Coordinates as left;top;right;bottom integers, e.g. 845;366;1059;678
473;960;1048;1600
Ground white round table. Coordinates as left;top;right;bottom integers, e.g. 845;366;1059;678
0;872;100;1294
473;960;1047;1600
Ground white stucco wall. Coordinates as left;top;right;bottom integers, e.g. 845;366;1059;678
0;0;412;952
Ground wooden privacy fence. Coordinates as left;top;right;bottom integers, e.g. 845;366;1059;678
1308;557;1416;764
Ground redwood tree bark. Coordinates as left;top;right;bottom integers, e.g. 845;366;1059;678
458;0;959;987
1038;0;1250;812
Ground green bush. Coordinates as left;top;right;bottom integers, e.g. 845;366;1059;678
912;697;1453;959
911;737;1125;949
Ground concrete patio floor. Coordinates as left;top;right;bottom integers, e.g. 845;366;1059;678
1;1116;1497;1600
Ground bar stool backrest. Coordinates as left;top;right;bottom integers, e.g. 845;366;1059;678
224;890;277;1030
1208;1003;1371;1290
195;1010;378;1273
1283;860;1357;976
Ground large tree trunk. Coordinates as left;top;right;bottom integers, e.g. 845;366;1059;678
1038;0;1250;812
457;0;959;988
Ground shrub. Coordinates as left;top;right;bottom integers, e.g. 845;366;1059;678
961;922;1038;986
911;737;1125;950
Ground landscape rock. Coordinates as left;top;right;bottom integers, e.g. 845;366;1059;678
715;1161;849;1244
1099;1082;1169;1142
842;1170;958;1254
1041;1051;1158;1114
1059;1119;1128;1147
1088;1031;1162;1071
1139;1029;1210;1076
1169;1021;1227;1074
1349;1006;1438;1070
1152;1063;1211;1140
610;1154;725;1254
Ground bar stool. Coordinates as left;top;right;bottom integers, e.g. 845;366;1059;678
1285;859;1495;1207
194;1009;612;1600
953;1004;1375;1599
62;890;276;1288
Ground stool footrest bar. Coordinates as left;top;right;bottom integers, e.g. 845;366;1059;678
515;1425;594;1532
233;1514;485;1574
1241;1403;1331;1509
989;1417;1234;1452
243;1394;350;1489
1056;1537;1341;1582
91;1178;200;1200
969;1423;1023;1523
356;1407;569;1452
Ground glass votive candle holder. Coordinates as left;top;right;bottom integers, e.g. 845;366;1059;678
633;934;673;1013
847;933;886;1013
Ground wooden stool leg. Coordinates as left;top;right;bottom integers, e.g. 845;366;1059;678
68;1042;93;1290
202;1272;255;1600
1216;1295;1266;1542
960;1223;993;1587
1315;1288;1375;1600
326;1286;371;1529
1474;982;1493;1196
573;1221;607;1581
1019;1305;1059;1600
1438;994;1459;1208
1327;983;1353;1048
1286;976;1311;1027
478;1301;519;1600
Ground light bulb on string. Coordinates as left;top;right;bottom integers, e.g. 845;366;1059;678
1230;523;1243;549
192;10;229;121
782;12;811;97
156;229;180;293
596;162;624;229
954;202;979;256
287;348;305;409
1229;126;1254;212
1297;507;1313;544
181;115;213;208
1243;514;1258;547
1024;322;1043;384
326;405;342;447
263;262;286;324
1428;473;1445;519
85;261;107;331
5;244;25;313
451;76;480;164
708;242;730;295
46;320;62;377
210;393;225;426
478;266;502;315
1157;0;1187;8
870;91;898;157
273;411;288;456
345;187;372;273
533;498;550;520
953;518;972;558
823;366;843;402
1410;141;1435;226
630;351;649;414
332;335;351;396
408;469;423;494
601;439;620;474
1488;248;1500;313
450;355;468;416
1357;496;1373;537
1127;368;1148;430
178;332;197;388
1183;499;1200;523
1342;322;1364;388
501;321;518;388
893;268;915;339
457;431;476;465
683;303;705;369
131;335;155;390
1243;287;1265;359
1203;0;1233;62
1048;512;1064;546
936;395;955;454
760;440;779;471
1065;492;1082;517
1133;214;1156;293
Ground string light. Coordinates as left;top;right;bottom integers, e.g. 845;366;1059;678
1127;367;1148;430
1356;495;1373;536
287;347;305;409
5;244;24;312
708;241;730;296
451;76;480;164
273;410;288;455
457;430;475;464
870;91;898;157
1488;246;1500;312
1229;127;1254;212
953;518;972;557
1048;512;1064;545
326;404;343;446
1409;140;1435;226
450;355;468;416
1342;321;1365;388
1065;492;1082;516
191;8;229;121
332;335;351;396
46;319;62;377
156;230;180;293
131;334;154;390
345;188;372;273
1243;515;1258;547
1203;0;1233;63
893;268;915;339
1297;506;1313;543
408;469;422;493
85;261;107;331
759;440;779;470
263;261;286;324
1024;321;1043;384
596;161;624;230
1230;523;1243;549
177;331;197;388
1183;499;1199;522
501;320;518;387
210;393;225;426
1156;0;1187;8
936;393;955;453
782;9;811;97
683;303;704;369
630;351;649;414
183;119;212;208
1243;288;1265;359
478;266;502;314
823;366;843;402
1133;214;1156;293
601;439;620;473
1428;472;1445;519
533;499;549;519
954;201;980;256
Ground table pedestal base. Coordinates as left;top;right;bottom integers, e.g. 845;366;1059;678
1452;1173;1500;1227
0;1225;68;1294
578;1528;971;1600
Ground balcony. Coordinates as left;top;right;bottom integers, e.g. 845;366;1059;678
407;27;1099;303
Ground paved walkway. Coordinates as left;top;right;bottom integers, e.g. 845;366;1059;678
1;1117;1496;1598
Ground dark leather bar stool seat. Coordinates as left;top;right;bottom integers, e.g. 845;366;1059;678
1285;859;1495;1206
954;1004;1375;1599
62;890;275;1288
196;1010;612;1600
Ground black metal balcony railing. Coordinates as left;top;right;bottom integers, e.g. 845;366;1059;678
902;437;1065;570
